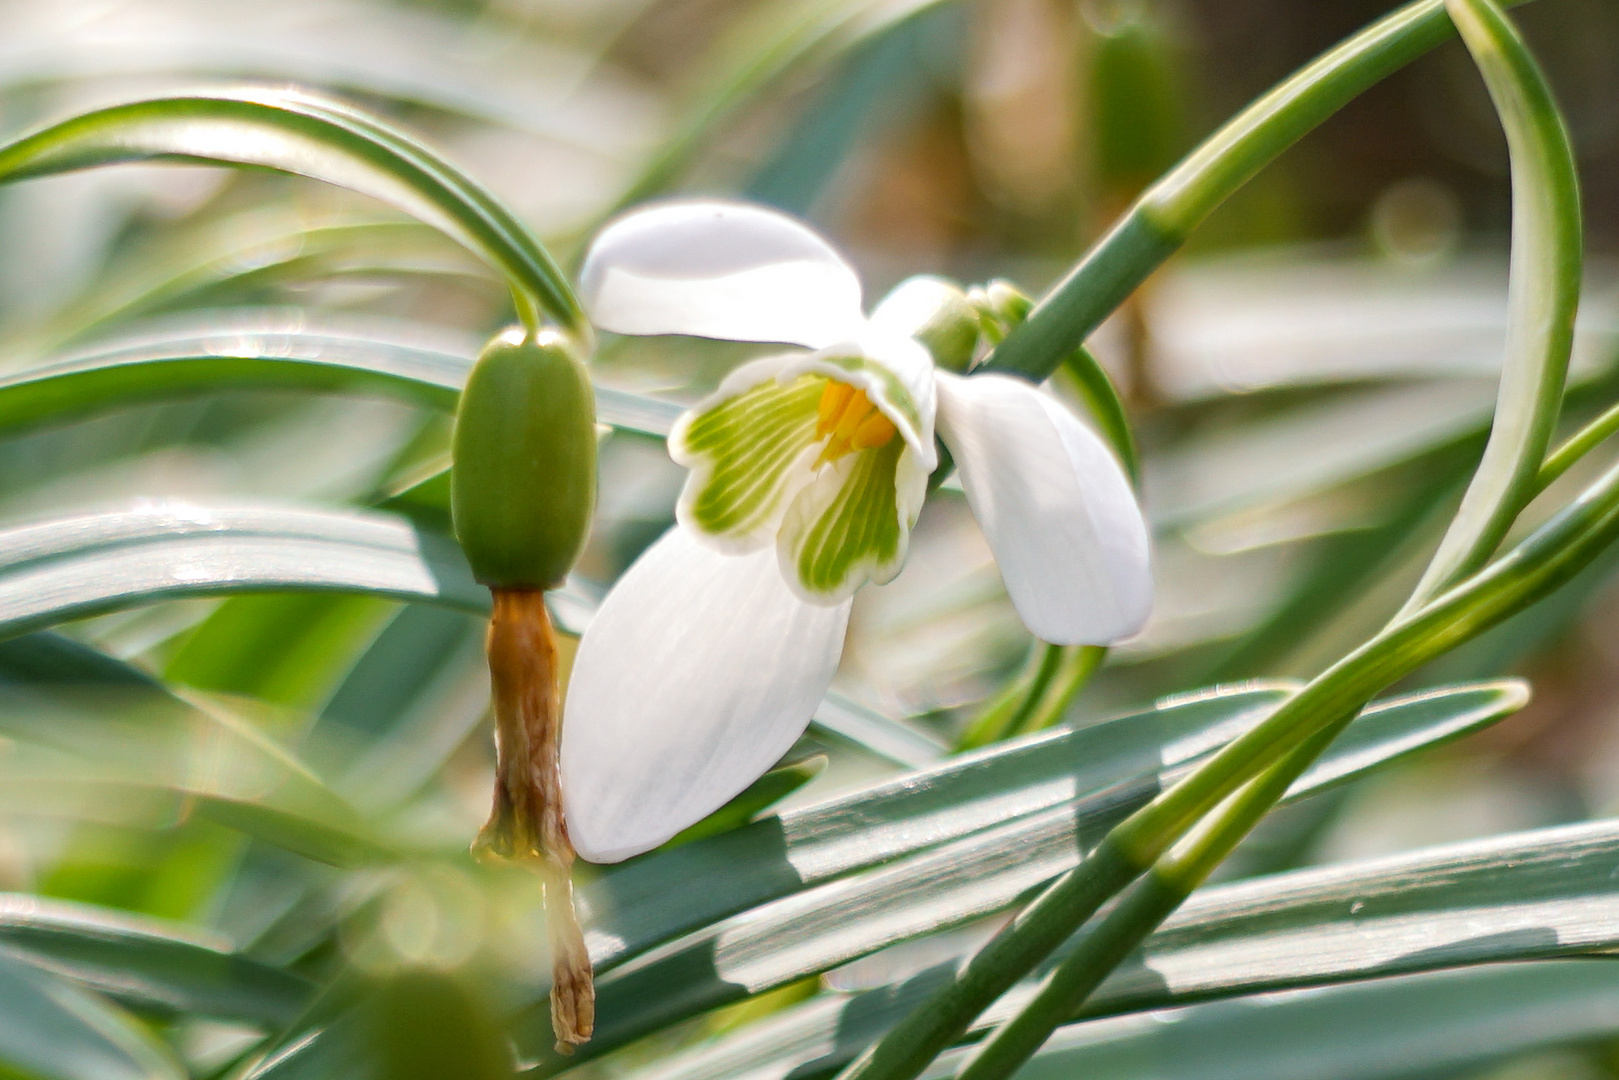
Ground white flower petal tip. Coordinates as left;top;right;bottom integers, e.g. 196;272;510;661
934;372;1152;645
579;201;866;348
560;527;852;863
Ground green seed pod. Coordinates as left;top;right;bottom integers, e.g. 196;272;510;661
452;327;597;589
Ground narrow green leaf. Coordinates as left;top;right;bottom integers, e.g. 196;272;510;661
1399;0;1582;611
0;893;311;1025
0;631;388;867
307;602;485;806
32;219;488;353
936;963;1619;1080
0;948;185;1080
0;312;682;440
608;0;951;213
514;681;1523;1071
662;756;830;850
810;691;947;767
1146;381;1494;531
0;502;490;637
164;594;393;707
0;89;583;335
985;0;1540;383
582;684;1297;976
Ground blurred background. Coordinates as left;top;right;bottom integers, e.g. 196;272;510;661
0;1;1616;1077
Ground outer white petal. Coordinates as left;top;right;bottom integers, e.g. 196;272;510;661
934;372;1151;645
560;527;852;863
579;201;866;348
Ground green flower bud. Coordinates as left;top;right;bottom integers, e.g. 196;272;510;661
452;327;597;589
968;279;1035;345
874;275;981;374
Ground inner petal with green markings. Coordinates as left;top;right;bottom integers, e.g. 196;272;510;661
671;361;924;602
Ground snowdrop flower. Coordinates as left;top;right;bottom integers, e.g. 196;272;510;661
560;201;1152;862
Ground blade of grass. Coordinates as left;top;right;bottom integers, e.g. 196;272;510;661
0;89;583;336
0;311;682;439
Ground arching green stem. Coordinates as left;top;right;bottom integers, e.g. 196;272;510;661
983;0;1538;385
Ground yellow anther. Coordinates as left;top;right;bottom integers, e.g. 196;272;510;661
850;409;897;450
812;379;897;466
833;391;875;442
816;380;858;437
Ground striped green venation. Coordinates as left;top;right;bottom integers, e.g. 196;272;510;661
683;374;824;537
791;438;905;597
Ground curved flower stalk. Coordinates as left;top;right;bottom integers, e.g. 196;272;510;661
560;202;1153;863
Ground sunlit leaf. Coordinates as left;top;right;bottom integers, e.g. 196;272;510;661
0;311;682;439
942;963;1619;1080
513;680;1525;1071
0;89;583;333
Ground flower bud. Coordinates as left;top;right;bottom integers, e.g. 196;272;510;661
452;327;597;589
871;275;981;374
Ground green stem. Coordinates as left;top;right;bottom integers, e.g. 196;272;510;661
1397;0;1581;614
984;0;1538;384
836;446;1619;1080
1535;400;1619;495
957;645;1106;752
956;643;1064;751
1009;646;1105;738
955;720;1349;1080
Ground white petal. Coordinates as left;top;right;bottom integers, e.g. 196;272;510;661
934;372;1151;645
560;527;851;863
579;201;866;347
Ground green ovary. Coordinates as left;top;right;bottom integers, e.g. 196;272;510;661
682;373;823;538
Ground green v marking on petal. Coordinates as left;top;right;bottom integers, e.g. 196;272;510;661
683;373;823;538
793;438;905;597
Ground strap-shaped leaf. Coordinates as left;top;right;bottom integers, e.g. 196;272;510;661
0;89;583;334
0;502;492;639
513;681;1525;1071
0;498;938;771
583;684;1298;975
939;962;1619;1080
610;0;951;211
0;311;682;439
0;947;185;1080
647;769;1619;1080
0;631;387;867
0;893;311;1025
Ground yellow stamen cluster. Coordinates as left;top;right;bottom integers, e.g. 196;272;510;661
815;379;897;466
